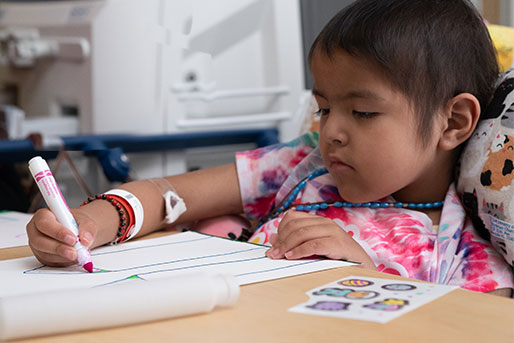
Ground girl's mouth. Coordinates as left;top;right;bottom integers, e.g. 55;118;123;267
328;156;353;171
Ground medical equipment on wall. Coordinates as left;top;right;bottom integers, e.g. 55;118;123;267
0;0;307;204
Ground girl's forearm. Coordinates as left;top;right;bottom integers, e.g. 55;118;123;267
164;163;243;225
82;163;243;248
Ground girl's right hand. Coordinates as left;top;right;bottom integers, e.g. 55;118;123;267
26;208;98;267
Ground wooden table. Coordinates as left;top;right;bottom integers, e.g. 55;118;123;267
1;236;513;343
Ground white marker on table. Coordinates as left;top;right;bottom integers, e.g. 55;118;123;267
28;156;93;273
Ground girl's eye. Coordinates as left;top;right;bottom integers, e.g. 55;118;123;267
352;111;378;118
314;108;330;117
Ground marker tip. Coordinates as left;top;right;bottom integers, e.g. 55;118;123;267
83;262;93;273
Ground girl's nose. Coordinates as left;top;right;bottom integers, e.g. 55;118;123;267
322;113;348;146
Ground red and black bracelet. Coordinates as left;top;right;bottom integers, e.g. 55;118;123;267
81;193;134;244
108;193;136;243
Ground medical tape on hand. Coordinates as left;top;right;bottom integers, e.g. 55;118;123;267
148;178;187;224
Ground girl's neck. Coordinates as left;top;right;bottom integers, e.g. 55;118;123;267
391;152;455;225
421;208;443;225
393;185;448;225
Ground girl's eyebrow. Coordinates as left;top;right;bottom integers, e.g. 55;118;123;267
344;90;385;101
313;88;386;102
312;88;326;99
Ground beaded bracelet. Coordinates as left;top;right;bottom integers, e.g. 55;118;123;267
106;193;136;243
105;189;144;242
81;193;134;244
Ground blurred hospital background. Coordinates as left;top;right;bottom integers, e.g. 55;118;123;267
0;0;512;211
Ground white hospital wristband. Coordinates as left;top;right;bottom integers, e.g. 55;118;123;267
105;189;144;242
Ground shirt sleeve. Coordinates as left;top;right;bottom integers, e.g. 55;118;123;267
449;219;514;292
235;132;319;221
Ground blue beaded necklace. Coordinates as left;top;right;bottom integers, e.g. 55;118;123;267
258;168;445;226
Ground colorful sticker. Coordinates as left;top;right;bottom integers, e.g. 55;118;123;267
339;279;374;287
344;290;380;300
313;287;379;299
307;301;350;311
381;283;417;291
363;298;409;311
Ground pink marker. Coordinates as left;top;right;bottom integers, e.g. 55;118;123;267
28;156;94;273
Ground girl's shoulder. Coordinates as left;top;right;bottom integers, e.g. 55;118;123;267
236;132;320;175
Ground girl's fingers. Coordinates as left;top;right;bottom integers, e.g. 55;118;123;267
29;231;76;259
277;211;333;242
281;231;375;266
272;224;322;257
70;208;98;248
27;208;98;267
283;237;334;260
79;231;94;248
30;248;76;267
278;213;327;242
28;209;77;245
268;233;278;245
277;211;317;234
269;216;337;259
266;211;376;269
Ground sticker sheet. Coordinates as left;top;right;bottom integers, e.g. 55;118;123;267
289;276;457;323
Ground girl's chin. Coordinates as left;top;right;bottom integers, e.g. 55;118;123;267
334;184;382;204
334;187;362;203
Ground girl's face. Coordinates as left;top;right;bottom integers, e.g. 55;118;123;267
311;49;449;203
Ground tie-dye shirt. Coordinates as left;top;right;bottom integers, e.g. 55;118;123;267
235;132;513;292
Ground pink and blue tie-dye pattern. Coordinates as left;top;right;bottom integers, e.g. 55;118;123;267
235;132;513;292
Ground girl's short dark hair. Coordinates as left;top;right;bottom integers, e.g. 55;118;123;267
309;0;499;145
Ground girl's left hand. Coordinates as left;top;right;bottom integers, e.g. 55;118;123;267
265;211;377;270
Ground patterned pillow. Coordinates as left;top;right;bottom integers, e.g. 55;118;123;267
457;68;514;266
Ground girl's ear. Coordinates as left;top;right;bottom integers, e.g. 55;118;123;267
438;93;480;151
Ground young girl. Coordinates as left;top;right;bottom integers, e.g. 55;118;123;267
27;0;513;296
